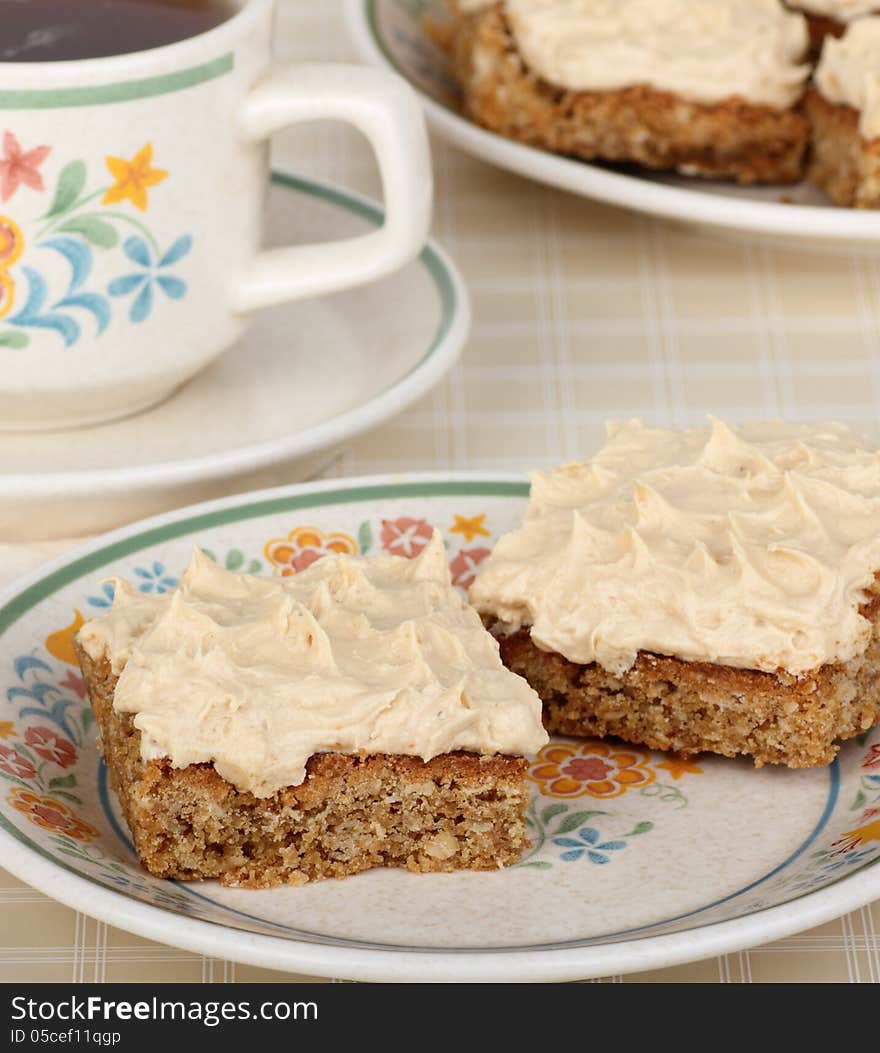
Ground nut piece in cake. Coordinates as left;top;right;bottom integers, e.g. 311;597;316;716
806;17;880;207
470;418;880;768
75;534;547;887
448;0;810;184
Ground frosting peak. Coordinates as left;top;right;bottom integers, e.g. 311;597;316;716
469;419;880;676
78;537;547;797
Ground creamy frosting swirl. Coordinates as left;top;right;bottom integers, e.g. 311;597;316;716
470;419;880;677
459;0;809;109
815;17;880;138
791;0;880;21
78;537;547;797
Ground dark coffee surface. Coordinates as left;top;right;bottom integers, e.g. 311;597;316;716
0;0;236;62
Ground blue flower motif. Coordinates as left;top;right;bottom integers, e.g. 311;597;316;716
87;582;116;609
552;826;627;864
150;889;200;912
108;234;192;323
132;561;178;595
101;871;138;890
820;847;877;875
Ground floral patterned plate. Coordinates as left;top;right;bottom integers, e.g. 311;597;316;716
0;475;878;981
348;0;880;251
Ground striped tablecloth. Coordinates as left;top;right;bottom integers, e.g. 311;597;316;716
1;0;878;984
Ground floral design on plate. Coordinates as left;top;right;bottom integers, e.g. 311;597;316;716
529;741;658;800
23;725;77;768
8;788;97;842
264;526;358;576
379;516;434;558
518;800;656;870
448;546;491;589
200;547;263;576
448;513;490;543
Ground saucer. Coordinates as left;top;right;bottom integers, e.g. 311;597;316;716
0;171;469;540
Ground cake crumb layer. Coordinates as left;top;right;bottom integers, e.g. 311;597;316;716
77;643;531;887
490;578;880;767
805;88;880;206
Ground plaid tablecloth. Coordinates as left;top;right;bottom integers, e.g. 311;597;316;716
1;0;878;983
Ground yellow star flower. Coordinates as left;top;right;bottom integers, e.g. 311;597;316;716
834;818;880;854
449;514;490;543
656;755;704;781
102;143;168;212
0;721;14;740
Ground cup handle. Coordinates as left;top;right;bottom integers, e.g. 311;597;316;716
233;64;433;313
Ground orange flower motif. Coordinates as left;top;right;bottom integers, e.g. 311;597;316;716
264;526;357;577
656;755;704;781
103;143;168;212
8;788;98;843
45;609;85;666
0;215;24;267
0;269;13;321
529;740;656;799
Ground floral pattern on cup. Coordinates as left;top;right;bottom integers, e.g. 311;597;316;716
103;143;167;213
108;235;192;324
0;133;50;204
0;136;192;350
0;215;24;321
264;526;358;576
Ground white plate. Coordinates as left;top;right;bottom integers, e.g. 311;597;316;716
0;172;469;540
348;0;880;251
0;474;878;982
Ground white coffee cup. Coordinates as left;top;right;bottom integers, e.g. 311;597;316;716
0;0;432;430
